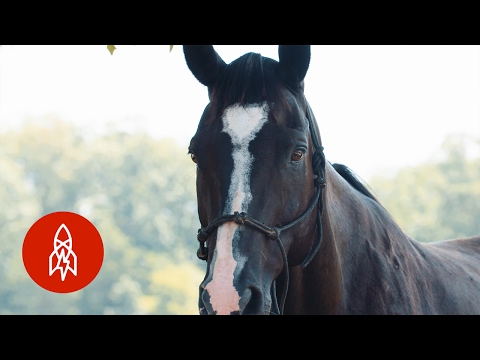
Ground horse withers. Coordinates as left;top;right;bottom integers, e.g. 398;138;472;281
183;45;480;315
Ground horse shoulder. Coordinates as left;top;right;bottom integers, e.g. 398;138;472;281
409;236;480;314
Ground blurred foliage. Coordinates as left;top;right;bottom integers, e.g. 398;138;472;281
1;118;478;314
370;134;480;242
0;117;204;314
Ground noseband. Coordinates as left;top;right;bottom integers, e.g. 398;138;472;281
196;101;327;315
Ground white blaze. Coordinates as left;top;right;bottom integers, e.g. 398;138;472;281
205;103;269;314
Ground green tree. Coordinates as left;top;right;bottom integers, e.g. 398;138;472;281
0;118;204;314
370;134;480;242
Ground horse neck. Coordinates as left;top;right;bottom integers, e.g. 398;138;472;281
289;161;411;314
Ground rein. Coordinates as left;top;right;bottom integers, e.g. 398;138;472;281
196;101;326;315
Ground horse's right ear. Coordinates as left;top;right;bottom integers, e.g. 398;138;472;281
278;45;310;87
183;45;227;88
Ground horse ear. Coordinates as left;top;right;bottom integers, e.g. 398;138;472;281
183;45;227;88
278;45;311;86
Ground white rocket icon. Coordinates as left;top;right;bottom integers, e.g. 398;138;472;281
49;223;77;281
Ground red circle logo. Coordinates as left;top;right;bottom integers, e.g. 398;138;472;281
22;211;104;293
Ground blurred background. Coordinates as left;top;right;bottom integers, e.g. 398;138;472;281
0;45;479;314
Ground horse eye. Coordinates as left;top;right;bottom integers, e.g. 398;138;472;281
191;153;197;163
291;150;304;161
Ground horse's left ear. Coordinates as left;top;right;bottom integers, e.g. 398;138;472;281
183;45;227;88
278;45;311;87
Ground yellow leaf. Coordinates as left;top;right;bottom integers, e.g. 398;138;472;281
107;45;116;55
169;45;174;52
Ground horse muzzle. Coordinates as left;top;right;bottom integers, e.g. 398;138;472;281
199;283;273;315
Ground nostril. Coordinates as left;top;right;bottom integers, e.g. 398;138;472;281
240;287;265;315
198;298;208;315
198;295;207;315
200;288;215;315
238;288;252;314
199;307;208;315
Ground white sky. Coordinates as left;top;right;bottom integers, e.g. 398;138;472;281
1;45;479;181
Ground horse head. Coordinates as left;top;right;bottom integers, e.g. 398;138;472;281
184;45;325;315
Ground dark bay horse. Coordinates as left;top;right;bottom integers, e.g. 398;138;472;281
183;45;480;314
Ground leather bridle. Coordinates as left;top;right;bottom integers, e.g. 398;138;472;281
196;100;327;315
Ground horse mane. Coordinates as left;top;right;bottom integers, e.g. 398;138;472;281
332;163;380;203
209;52;292;124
